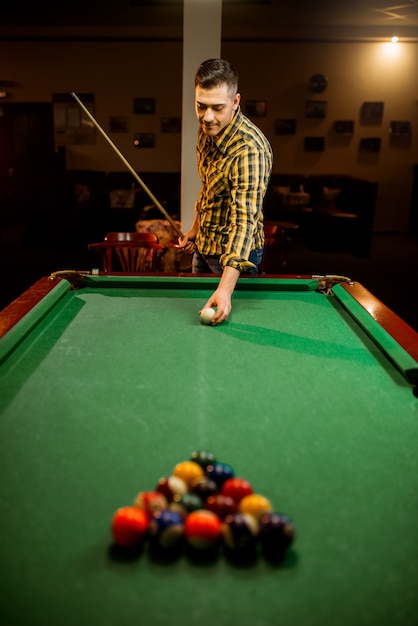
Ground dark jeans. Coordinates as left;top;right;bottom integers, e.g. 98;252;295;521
192;248;263;275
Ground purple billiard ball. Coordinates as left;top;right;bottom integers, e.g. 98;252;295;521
259;512;295;558
222;512;259;553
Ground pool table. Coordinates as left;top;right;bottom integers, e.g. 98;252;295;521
0;273;417;626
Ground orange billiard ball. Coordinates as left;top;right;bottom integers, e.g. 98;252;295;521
111;506;149;547
184;510;222;549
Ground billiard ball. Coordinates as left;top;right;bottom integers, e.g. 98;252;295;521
169;492;203;518
221;477;253;503
111;506;149;547
133;491;168;518
173;460;204;486
149;509;185;548
205;494;237;520
190;476;219;500
184;509;222;549
206;462;235;487
200;307;216;325
156;475;188;502
259;512;295;558
190;450;216;470
222;512;259;552
238;493;272;520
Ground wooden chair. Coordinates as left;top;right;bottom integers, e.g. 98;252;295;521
88;232;164;272
105;231;159;243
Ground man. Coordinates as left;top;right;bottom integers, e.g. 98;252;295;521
179;58;273;325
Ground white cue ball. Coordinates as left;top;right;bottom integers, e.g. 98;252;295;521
200;307;216;325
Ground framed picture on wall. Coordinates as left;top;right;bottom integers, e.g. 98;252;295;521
52;92;96;145
304;136;325;152
109;116;129;133
334;120;354;135
361;102;384;123
133;98;156;114
359;137;381;152
245;100;267;117
161;117;182;133
305;100;327;119
275;118;296;135
133;132;156;148
389;121;411;136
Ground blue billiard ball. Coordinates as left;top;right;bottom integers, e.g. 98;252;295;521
206;462;235;487
149;509;184;548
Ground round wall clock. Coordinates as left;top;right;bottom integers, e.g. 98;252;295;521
309;74;328;93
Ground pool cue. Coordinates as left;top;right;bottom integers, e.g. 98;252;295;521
70;92;184;239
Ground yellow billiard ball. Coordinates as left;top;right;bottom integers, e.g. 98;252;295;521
238;493;272;520
173;460;204;486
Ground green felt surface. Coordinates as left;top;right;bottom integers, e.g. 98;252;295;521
0;277;417;626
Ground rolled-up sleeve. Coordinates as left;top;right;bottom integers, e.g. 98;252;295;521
220;145;271;271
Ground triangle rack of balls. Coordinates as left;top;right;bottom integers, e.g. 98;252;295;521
111;450;295;560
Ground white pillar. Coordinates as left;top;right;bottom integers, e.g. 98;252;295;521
180;0;222;230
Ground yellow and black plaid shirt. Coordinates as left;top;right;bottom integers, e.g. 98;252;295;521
195;107;273;272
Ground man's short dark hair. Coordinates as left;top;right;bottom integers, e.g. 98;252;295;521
195;59;239;96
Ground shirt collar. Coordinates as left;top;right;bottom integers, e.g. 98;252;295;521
213;107;243;153
199;107;243;154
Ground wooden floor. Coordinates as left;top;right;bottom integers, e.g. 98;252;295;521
1;227;417;332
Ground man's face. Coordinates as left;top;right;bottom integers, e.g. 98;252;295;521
195;83;240;137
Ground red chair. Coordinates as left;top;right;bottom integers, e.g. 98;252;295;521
88;232;163;272
105;232;159;243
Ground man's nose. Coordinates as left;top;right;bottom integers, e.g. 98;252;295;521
203;108;214;122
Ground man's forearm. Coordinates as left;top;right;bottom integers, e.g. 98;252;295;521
218;265;240;297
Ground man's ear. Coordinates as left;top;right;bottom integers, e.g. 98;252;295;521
233;93;241;111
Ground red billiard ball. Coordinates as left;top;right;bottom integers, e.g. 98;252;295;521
221;477;253;504
205;493;237;520
133;491;168;518
156;475;188;502
111;506;149;547
184;510;222;549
